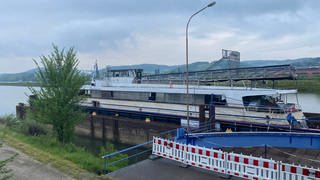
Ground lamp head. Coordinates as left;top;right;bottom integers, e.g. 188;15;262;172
207;1;216;7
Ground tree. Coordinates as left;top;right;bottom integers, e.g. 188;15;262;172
29;45;88;143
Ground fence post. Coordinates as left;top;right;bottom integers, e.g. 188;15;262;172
102;117;106;146
224;152;228;174
180;144;188;168
104;158;107;175
90;114;95;139
199;105;205;127
113;116;119;142
277;161;281;180
209;94;216;130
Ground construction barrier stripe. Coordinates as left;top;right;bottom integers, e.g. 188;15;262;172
152;137;319;180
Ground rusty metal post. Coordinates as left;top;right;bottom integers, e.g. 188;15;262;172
199;105;206;127
102;117;106;146
113;116;119;142
209;94;216;129
90;112;96;139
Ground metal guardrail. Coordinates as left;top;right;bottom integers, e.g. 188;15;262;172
82;101;306;123
101;140;152;174
100;122;217;174
100;128;178;174
141;64;296;83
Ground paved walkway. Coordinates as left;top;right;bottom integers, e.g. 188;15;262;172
107;157;242;180
0;142;72;180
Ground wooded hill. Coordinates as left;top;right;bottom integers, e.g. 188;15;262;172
1;57;319;82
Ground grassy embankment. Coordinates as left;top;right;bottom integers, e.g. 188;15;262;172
274;78;320;93
0;116;127;179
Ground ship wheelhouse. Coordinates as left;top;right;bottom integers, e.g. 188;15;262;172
242;94;300;114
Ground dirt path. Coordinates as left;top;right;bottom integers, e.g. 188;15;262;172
0;142;72;180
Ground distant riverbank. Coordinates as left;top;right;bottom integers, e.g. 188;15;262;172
274;78;320;93
1;78;319;94
0;82;39;87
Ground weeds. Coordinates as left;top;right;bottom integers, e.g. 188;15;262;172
99;144;129;173
19;119;48;136
0;143;18;180
0;114;20;128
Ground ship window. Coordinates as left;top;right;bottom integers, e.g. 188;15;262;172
242;95;281;113
101;91;113;99
204;94;227;106
148;92;156;101
79;89;85;96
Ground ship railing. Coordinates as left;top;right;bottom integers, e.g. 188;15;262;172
141;65;296;82
81;100;306;127
82;99;301;116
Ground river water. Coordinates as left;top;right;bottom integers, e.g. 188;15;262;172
0;86;31;116
0;86;320;116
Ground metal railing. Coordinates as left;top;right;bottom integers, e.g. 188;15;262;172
100;128;177;174
101;140;152;174
100;121;218;174
141;64;296;83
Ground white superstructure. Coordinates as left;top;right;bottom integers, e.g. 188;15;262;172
82;68;306;127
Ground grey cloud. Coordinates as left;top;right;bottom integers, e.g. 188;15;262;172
0;0;319;72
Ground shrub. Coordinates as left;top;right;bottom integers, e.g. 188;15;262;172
19;119;48;136
0;114;21;128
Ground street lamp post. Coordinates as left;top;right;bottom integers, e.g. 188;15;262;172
186;2;216;132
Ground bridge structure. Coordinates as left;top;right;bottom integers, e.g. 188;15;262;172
140;64;297;85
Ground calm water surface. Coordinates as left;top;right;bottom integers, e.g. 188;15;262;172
0;86;31;116
290;93;320;113
0;86;320;116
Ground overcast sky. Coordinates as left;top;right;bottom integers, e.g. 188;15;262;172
0;0;319;73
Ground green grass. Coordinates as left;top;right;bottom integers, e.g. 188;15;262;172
211;77;320;94
0;127;96;177
0;116;127;179
274;79;320;93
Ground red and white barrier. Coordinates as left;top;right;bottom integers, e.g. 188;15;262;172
281;162;320;180
152;137;320;180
